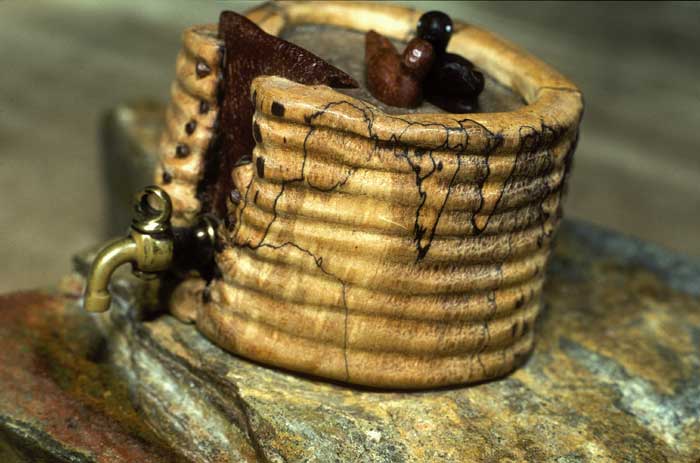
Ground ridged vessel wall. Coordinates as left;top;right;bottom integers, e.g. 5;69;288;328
156;1;583;388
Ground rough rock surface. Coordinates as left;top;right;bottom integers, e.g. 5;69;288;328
0;290;183;462
1;220;699;462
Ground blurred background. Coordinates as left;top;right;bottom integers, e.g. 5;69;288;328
1;0;698;292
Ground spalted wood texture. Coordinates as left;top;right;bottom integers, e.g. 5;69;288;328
3;221;699;462
211;12;357;220
157;1;583;388
155;24;221;226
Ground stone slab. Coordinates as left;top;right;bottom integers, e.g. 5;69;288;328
1;219;699;462
0;290;183;462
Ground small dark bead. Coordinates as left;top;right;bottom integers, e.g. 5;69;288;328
424;52;485;113
417;11;453;54
423;49;485;113
199;100;210;114
185;120;197;135
161;170;173;184
175;144;190;158
429;53;484;98
229;189;242;205
271;101;285;117
195;59;211;78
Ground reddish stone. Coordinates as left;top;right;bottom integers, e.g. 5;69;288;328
0;291;182;462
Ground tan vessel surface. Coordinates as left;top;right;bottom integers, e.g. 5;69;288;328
157;1;583;388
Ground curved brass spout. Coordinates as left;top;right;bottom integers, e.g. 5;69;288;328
83;186;175;313
84;238;138;312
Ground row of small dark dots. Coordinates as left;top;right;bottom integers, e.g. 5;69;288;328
174;56;216;159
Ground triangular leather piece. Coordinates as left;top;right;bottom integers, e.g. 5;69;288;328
201;11;358;218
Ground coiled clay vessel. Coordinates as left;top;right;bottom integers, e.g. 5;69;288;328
156;1;583;389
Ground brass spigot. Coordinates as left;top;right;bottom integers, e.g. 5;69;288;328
83;186;175;313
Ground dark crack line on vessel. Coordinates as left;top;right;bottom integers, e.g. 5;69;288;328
229;97;573;383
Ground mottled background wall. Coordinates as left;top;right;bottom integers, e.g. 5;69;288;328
1;0;698;292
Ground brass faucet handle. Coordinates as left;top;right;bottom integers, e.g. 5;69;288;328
132;186;173;234
83;186;175;313
129;186;174;276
